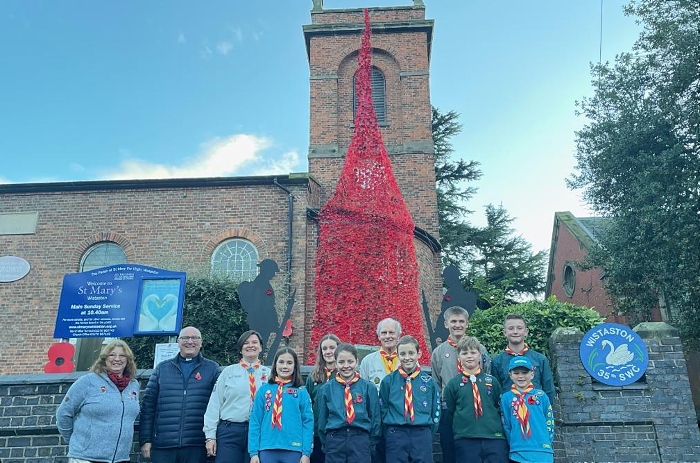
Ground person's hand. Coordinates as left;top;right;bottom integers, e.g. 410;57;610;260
250;456;260;463
300;456;310;463
206;439;217;457
141;443;152;459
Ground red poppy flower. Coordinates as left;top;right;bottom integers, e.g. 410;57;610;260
195;372;202;381
266;289;273;295
444;295;451;301
355;395;363;403
527;396;537;405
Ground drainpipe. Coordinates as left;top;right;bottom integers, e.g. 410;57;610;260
273;178;295;296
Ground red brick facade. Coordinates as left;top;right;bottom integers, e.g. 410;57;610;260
0;2;444;374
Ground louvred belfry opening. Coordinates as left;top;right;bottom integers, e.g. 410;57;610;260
309;9;429;364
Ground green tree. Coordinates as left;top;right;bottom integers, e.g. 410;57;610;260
568;0;700;345
432;106;482;266
126;276;248;368
432;108;547;305
467;205;548;306
468;297;604;359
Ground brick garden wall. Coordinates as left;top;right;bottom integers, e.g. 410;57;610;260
550;322;700;462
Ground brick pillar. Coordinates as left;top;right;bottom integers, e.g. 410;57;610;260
549;323;700;462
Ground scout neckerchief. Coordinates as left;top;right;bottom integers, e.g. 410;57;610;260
336;372;361;423
460;366;483;419
379;349;398;373
446;336;459;348
398;365;420;422
511;383;534;438
505;343;530;356
240;360;261;402
270;377;290;429
324;366;334;381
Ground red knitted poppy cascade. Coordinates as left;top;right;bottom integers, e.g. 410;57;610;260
309;9;429;365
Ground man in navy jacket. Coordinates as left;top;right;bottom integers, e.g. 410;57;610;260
140;326;220;463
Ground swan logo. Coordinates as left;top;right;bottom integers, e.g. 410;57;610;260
579;323;648;386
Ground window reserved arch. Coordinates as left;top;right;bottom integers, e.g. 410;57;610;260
353;66;387;124
80;242;127;271
211;238;259;282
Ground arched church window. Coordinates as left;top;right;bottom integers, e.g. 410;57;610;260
562;263;576;297
211;238;259;282
353;66;386;124
80;241;127;271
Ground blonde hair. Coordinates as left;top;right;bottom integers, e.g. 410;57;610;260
91;340;137;378
456;336;481;353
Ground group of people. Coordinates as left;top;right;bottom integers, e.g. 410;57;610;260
55;308;555;463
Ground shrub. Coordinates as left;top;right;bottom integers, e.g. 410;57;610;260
468;296;604;358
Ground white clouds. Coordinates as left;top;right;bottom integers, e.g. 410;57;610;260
103;134;301;180
216;41;232;55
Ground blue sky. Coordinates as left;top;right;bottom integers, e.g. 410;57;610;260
0;1;640;253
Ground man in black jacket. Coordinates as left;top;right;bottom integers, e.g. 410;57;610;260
140;326;220;463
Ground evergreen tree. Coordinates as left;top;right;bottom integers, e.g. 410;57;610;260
568;0;700;344
432;108;547;304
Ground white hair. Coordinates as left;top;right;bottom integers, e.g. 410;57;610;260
376;318;402;336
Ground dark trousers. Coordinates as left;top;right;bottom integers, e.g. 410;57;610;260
454;438;509;463
438;411;455;463
385;425;433;463
372;434;386;463
259;449;302;463
324;427;371;463
216;420;249;463
310;435;326;463
151;446;207;463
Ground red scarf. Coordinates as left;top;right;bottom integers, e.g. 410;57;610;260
107;372;130;392
379;349;398;373
336;373;361;423
271;377;290;429
240;360;261;402
398;366;420;422
505;343;530;356
447;336;459;348
324;366;334;381
460;366;483;419
511;384;534;438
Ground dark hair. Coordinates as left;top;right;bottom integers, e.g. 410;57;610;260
504;314;527;326
310;334;341;383
334;343;358;361
268;347;303;387
236;330;263;356
396;335;420;352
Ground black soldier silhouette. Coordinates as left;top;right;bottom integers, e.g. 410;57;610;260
432;265;477;345
237;259;281;351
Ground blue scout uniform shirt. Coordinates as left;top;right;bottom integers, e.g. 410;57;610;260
379;368;440;432
317;376;381;446
500;387;554;463
248;382;313;457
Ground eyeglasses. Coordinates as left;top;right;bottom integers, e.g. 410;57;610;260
107;354;127;359
178;336;202;341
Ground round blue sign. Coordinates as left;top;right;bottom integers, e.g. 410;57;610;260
579;323;648;386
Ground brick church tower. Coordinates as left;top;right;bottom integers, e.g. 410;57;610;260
302;1;443;345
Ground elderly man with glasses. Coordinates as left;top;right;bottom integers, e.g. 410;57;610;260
140;326;220;463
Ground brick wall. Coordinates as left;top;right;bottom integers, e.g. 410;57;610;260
548;221;613;317
0;177;313;374
550;322;700;462
0;367;444;463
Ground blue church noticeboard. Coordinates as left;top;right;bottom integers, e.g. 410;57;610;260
579;323;649;386
53;264;186;339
